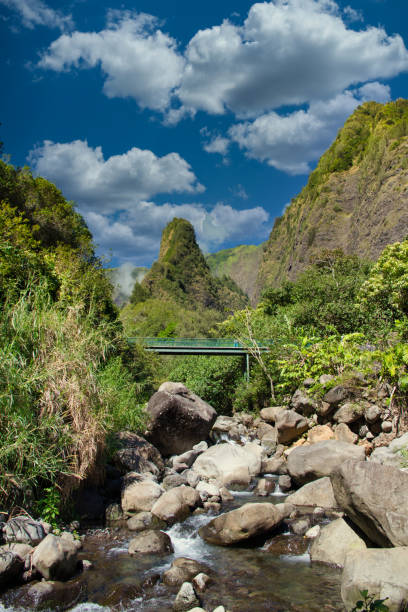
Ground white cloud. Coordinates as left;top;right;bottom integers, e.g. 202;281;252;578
229;84;391;174
203;135;230;155
29;139;270;263
357;82;391;103
38;11;184;111
86;202;270;264
177;0;407;118
0;0;72;30
29;139;204;214
38;1;408;120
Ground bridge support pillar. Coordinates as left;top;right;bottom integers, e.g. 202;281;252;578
245;353;250;383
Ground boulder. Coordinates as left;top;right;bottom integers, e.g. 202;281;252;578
274;410;309;444
253;478;275;496
259;406;286;423
196;481;221;500
163;474;188;490
128;530;173;555
199;502;283;545
192;443;262;488
121;479;163;514
261;456;287;475
145;384;217;456
151;486;200;524
333;423;358;445
307;425;334;444
290;389;318;416
333;403;364;425
163;557;207;587
341;548;408;612
3;517;45;546
111;431;164;476
278;475;292;492
127;512;166;532
192;572;211;593
285;477;337;509
263;533;309;556
323;385;349;407
370;432;408;469
319;374;334;385
287;440;366;485
310;518;366;567
331;459;408;547
32;534;78;581
382;420;393;433
257;422;276;440
173;582;200;612
364;404;382;424
0;550;24;588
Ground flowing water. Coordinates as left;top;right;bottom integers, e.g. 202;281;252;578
0;480;344;612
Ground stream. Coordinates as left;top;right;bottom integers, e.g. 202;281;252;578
0;476;344;612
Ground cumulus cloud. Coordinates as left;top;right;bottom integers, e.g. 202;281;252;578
38;11;184;111
29;139;270;263
0;0;72;30
177;0;408;117
86;202;270;264
229;84;391;174
38;1;408;119
29;139;204;214
203;135;230;156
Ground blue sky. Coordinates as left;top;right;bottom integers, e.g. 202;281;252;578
1;0;408;268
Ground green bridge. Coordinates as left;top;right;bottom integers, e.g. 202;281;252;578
127;337;273;381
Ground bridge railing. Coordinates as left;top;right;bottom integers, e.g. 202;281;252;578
128;337;273;349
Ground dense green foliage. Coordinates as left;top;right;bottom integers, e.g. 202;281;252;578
0;160;156;512
166;355;244;414
216;245;408;410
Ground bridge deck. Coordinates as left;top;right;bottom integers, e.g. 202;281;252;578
128;337;272;354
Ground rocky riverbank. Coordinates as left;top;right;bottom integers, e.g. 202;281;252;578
1;378;408;611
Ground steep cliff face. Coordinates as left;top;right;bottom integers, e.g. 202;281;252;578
142;218;247;311
207;244;264;304
256;99;408;299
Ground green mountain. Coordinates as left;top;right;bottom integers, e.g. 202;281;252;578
207;244;264;304
140;218;248;311
256;99;408;298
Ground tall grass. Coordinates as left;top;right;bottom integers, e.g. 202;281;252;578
0;278;147;511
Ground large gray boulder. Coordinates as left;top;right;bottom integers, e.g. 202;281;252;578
331;459;408;547
3;516;45;546
151;486;200;524
112;431;164;476
310;518;366;567
32;534;78;581
163;557;207;587
173;582;200;612
333;403;365;425
290;389;318;415
121;478;163;514
199;502;283;545
0;550;24;589
287;440;365;485
145;383;217;456
341;548;408;612
370;432;408;469
285;477;337;509
128;530;173;555
192;443;262;488
274;409;309;444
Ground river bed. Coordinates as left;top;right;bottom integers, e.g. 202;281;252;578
0;480;344;611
